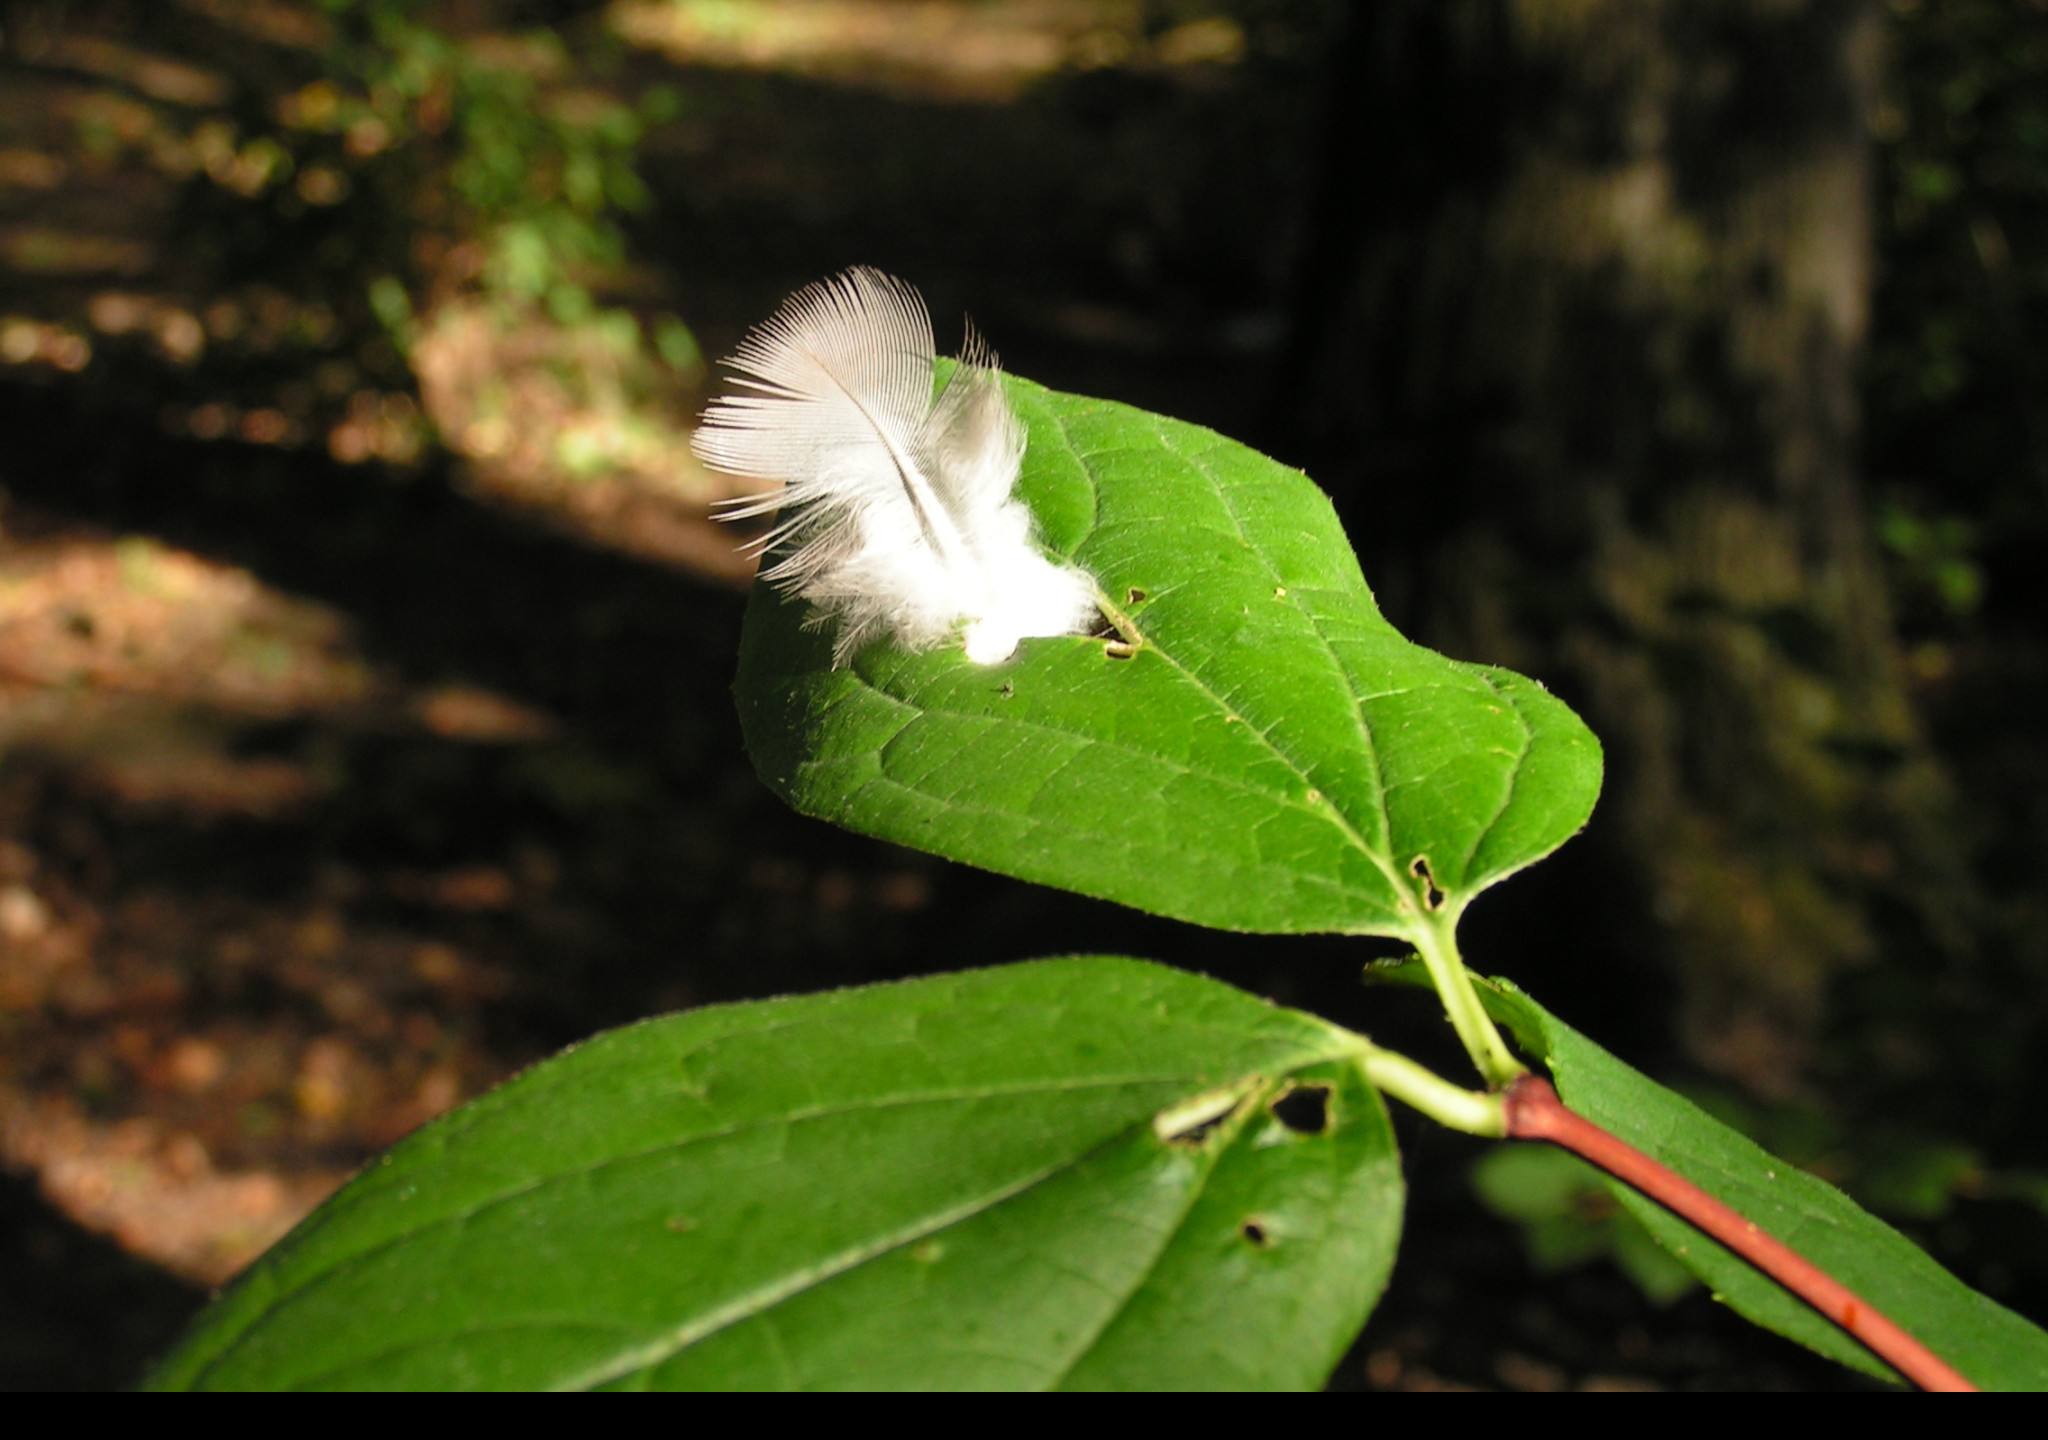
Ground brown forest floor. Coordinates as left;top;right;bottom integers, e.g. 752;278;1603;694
0;0;1881;1389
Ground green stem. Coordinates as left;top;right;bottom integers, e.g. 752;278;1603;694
1408;913;1527;1088
1354;1042;1506;1137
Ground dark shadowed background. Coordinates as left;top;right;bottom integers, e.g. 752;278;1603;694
0;0;2043;1390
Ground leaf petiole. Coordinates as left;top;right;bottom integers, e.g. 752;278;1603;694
1351;1041;1506;1137
1406;915;1528;1088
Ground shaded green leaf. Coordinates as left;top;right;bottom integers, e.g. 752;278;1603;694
149;958;1402;1392
1466;970;2048;1390
736;376;1601;938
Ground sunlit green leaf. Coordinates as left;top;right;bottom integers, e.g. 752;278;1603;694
149;958;1402;1392
736;377;1602;938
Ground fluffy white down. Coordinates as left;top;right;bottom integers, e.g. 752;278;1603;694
692;268;1099;665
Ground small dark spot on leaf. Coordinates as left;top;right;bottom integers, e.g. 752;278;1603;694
1409;855;1445;910
1240;1218;1272;1248
998;681;1014;698
1270;1084;1330;1134
1126;586;1148;605
1105;639;1138;660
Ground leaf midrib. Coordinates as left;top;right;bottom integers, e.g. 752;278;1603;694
1050;405;1422;920
1043;1080;1275;1391
859;703;1394;899
567;1111;1213;1392
189;1057;1347;1388
1062;398;1550;915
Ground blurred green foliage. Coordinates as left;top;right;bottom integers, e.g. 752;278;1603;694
143;0;712;484
1470;1146;1697;1307
1869;0;2048;601
308;0;679;327
1809;0;2048;1315
1876;496;1982;616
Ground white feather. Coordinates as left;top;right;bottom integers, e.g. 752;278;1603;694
692;268;1100;665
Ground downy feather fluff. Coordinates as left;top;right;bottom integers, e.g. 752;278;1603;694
693;267;1099;665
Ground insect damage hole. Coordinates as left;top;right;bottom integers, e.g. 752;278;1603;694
1155;1081;1255;1146
1409;855;1445;910
1240;1218;1273;1248
1269;1083;1331;1135
1125;586;1148;605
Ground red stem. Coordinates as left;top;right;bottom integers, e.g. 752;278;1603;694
1503;1075;1976;1393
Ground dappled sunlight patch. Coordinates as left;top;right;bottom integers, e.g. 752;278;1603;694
608;0;1245;101
411;682;557;744
0;316;92;371
0;226;153;277
87;292;205;364
70;725;318;821
0;147;69;190
173;0;333;54
2;4;762;593
0;502;609;1285
0;511;562;816
412;296;763;583
1;1093;347;1287
0;868;525;1285
0;820;537;1285
323;388;427;464
10;27;232;109
0;528;373;722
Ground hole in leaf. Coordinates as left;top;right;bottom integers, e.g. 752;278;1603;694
1155;1083;1251;1145
1270;1084;1330;1134
1104;639;1139;660
1409;855;1445;910
1161;1108;1231;1147
1126;586;1148;605
1240;1218;1272;1248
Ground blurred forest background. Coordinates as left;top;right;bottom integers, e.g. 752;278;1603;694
0;0;2044;1392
